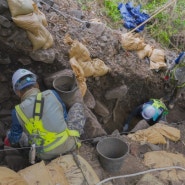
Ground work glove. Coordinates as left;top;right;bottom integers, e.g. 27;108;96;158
19;132;29;147
4;136;10;146
123;123;129;132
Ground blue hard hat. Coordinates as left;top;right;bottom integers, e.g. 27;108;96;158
12;69;37;92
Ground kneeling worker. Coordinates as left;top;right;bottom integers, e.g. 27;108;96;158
5;69;86;161
123;98;168;132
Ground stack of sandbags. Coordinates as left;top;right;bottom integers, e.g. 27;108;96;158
120;32;167;70
7;0;53;50
64;34;110;96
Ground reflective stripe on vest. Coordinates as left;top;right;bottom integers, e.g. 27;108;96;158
150;99;168;115
170;60;185;88
15;93;81;152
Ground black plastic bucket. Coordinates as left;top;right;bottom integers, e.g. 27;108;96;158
53;74;82;108
96;137;129;172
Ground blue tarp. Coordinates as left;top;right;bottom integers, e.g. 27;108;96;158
118;2;150;32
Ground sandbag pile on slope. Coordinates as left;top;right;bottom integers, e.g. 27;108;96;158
120;32;167;70
7;0;53;50
64;34;110;96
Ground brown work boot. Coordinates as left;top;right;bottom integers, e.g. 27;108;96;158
130;119;150;132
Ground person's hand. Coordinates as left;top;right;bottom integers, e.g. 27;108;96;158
4;136;10;146
123;123;129;132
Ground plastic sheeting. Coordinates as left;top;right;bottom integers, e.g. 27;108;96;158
118;2;150;32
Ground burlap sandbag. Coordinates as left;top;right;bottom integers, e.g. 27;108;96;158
78;59;110;77
144;151;185;183
7;0;34;17
50;154;100;185
18;161;54;185
150;60;167;70
91;58;110;77
150;49;167;69
69;40;91;62
12;13;41;35
128;128;166;144
120;32;146;51
70;57;87;96
128;123;180;144
78;60;95;77
0;167;28;185
46;162;69;185
136;44;153;59
42;32;54;49
154;124;180;141
27;24;51;50
64;34;91;62
150;49;166;63
33;3;48;26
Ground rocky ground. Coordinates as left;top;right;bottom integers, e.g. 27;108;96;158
0;0;185;184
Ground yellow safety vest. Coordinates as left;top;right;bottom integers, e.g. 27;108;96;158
150;99;168;115
170;58;185;88
15;93;81;152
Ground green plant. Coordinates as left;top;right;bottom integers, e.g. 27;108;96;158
104;0;122;22
142;0;185;48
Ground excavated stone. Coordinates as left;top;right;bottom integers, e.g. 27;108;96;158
136;174;165;185
69;10;84;19
0;27;12;37
0;83;10;103
0;15;11;28
18;57;32;65
29;48;56;63
83;89;96;109
0;73;7;82
83;105;107;138
87;22;106;37
0;0;9;13
105;85;128;100
0;57;11;64
94;100;109;117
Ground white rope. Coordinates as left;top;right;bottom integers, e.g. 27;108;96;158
96;166;185;185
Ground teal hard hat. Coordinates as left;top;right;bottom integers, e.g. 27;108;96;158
12;69;37;92
141;105;156;120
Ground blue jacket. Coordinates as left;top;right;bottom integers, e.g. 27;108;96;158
8;90;67;145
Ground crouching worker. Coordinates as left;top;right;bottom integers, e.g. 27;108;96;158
5;69;86;161
123;99;168;132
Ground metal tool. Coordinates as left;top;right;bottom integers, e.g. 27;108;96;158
72;152;90;185
29;144;36;164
